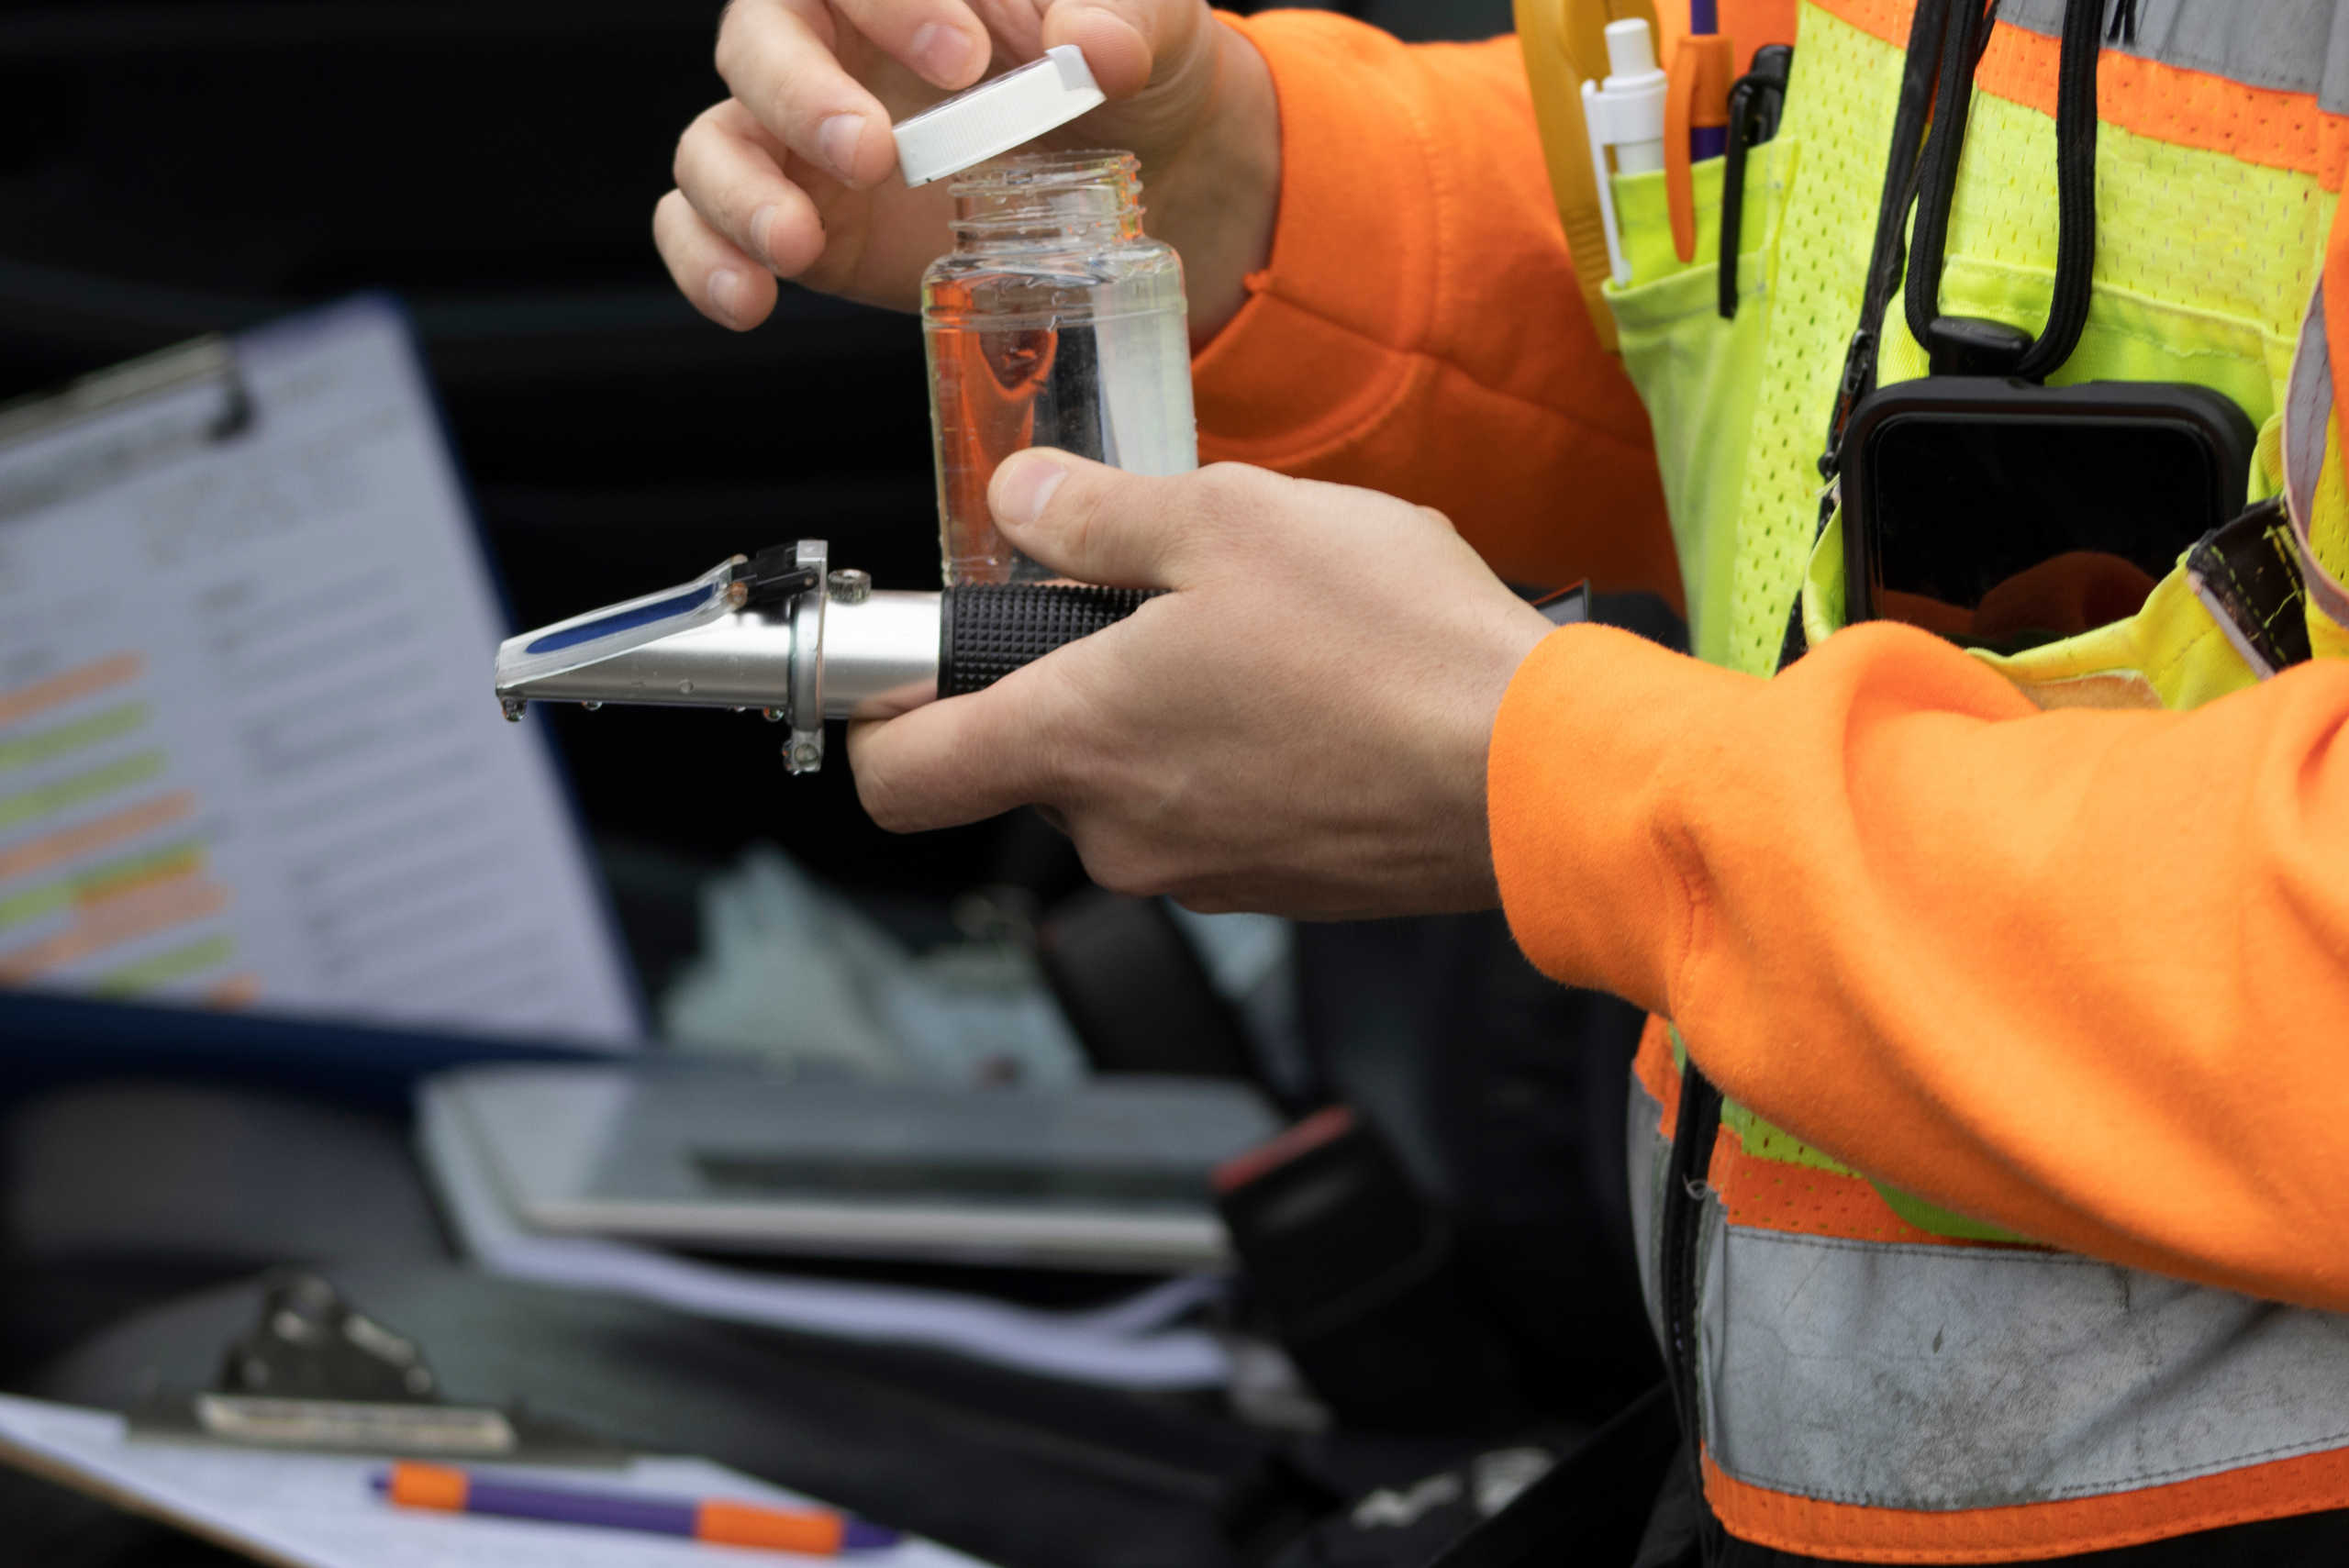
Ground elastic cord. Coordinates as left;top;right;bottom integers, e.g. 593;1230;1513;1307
1859;0;1957;344
1904;0;2102;383
2013;0;2101;380
1901;0;2000;356
1811;0;1953;480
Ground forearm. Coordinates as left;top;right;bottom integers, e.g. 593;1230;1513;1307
1491;623;2349;1309
1193;13;1676;597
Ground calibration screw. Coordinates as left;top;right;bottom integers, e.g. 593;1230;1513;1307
827;568;872;605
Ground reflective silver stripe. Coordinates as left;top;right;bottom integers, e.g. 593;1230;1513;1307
1627;1077;1670;1350
1997;0;2349;114
1698;1202;2349;1509
2283;280;2349;625
2286;284;2330;532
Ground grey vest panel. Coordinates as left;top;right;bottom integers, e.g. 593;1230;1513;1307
1627;1077;1671;1351
1997;0;2349;116
1698;1205;2349;1509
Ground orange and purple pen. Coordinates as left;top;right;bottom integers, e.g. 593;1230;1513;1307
376;1460;901;1554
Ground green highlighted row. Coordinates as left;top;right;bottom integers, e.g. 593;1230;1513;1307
0;749;167;835
92;931;238;997
0;703;146;775
0;839;205;932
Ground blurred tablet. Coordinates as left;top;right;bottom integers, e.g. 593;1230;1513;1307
429;1062;1283;1270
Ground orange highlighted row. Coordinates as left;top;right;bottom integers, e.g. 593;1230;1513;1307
0;791;197;885
199;972;262;1009
76;843;205;908
0;869;229;984
0;652;143;731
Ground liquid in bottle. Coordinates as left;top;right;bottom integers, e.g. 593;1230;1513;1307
923;151;1196;584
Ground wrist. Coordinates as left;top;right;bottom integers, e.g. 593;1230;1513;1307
1144;17;1279;346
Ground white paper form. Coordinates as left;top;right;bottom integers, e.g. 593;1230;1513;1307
0;297;637;1044
0;1394;992;1568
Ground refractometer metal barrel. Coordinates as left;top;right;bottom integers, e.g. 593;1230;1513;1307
492;544;1155;773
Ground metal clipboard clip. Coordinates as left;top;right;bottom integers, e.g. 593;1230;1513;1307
0;334;254;528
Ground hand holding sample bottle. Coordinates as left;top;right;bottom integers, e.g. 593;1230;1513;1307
654;0;1279;342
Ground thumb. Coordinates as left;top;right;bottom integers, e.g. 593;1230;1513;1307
989;449;1189;588
1041;0;1193;97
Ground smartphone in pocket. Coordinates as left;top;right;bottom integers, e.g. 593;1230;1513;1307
1842;378;2256;649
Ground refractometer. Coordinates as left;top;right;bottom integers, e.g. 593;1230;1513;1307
492;540;1153;773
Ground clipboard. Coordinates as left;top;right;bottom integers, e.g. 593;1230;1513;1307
0;1393;991;1568
0;295;640;1050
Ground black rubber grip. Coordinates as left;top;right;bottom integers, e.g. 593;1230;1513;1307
938;583;1161;697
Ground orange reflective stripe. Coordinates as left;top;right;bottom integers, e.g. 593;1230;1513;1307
1805;0;1909;46
1704;1447;2349;1564
1810;0;2349;189
1709;1133;1943;1244
1633;1011;1678;1135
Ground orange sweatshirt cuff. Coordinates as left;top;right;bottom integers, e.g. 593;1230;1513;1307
1488;625;1754;1013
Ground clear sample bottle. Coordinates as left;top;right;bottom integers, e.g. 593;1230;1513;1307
922;150;1197;584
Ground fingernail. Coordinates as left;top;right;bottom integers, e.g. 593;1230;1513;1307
747;205;783;268
707;267;745;326
817;114;865;183
909;22;974;84
995;451;1068;526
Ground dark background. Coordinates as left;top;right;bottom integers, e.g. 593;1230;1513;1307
0;6;1675;1565
0;0;1516;974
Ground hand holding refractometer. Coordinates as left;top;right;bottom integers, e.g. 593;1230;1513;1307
492;540;1154;774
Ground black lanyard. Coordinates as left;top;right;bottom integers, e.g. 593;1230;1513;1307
1904;0;2103;380
1780;0;2106;668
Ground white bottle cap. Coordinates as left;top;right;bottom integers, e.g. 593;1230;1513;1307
893;45;1108;188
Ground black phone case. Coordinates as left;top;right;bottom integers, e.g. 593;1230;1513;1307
1842;376;2256;626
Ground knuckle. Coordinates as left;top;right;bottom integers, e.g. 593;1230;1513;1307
675;105;731;182
1077;843;1164;900
852;764;916;834
767;216;824;277
651;191;688;252
1184;462;1273;537
713;0;763;72
1189;461;1253;500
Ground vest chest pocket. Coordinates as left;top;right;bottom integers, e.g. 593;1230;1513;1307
1803;282;2349;718
1802;505;2286;717
1604;139;1798;667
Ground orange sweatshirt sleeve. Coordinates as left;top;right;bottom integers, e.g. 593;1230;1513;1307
1197;13;1680;603
1489;622;2349;1312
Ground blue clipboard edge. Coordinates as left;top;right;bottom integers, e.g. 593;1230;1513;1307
0;988;602;1114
